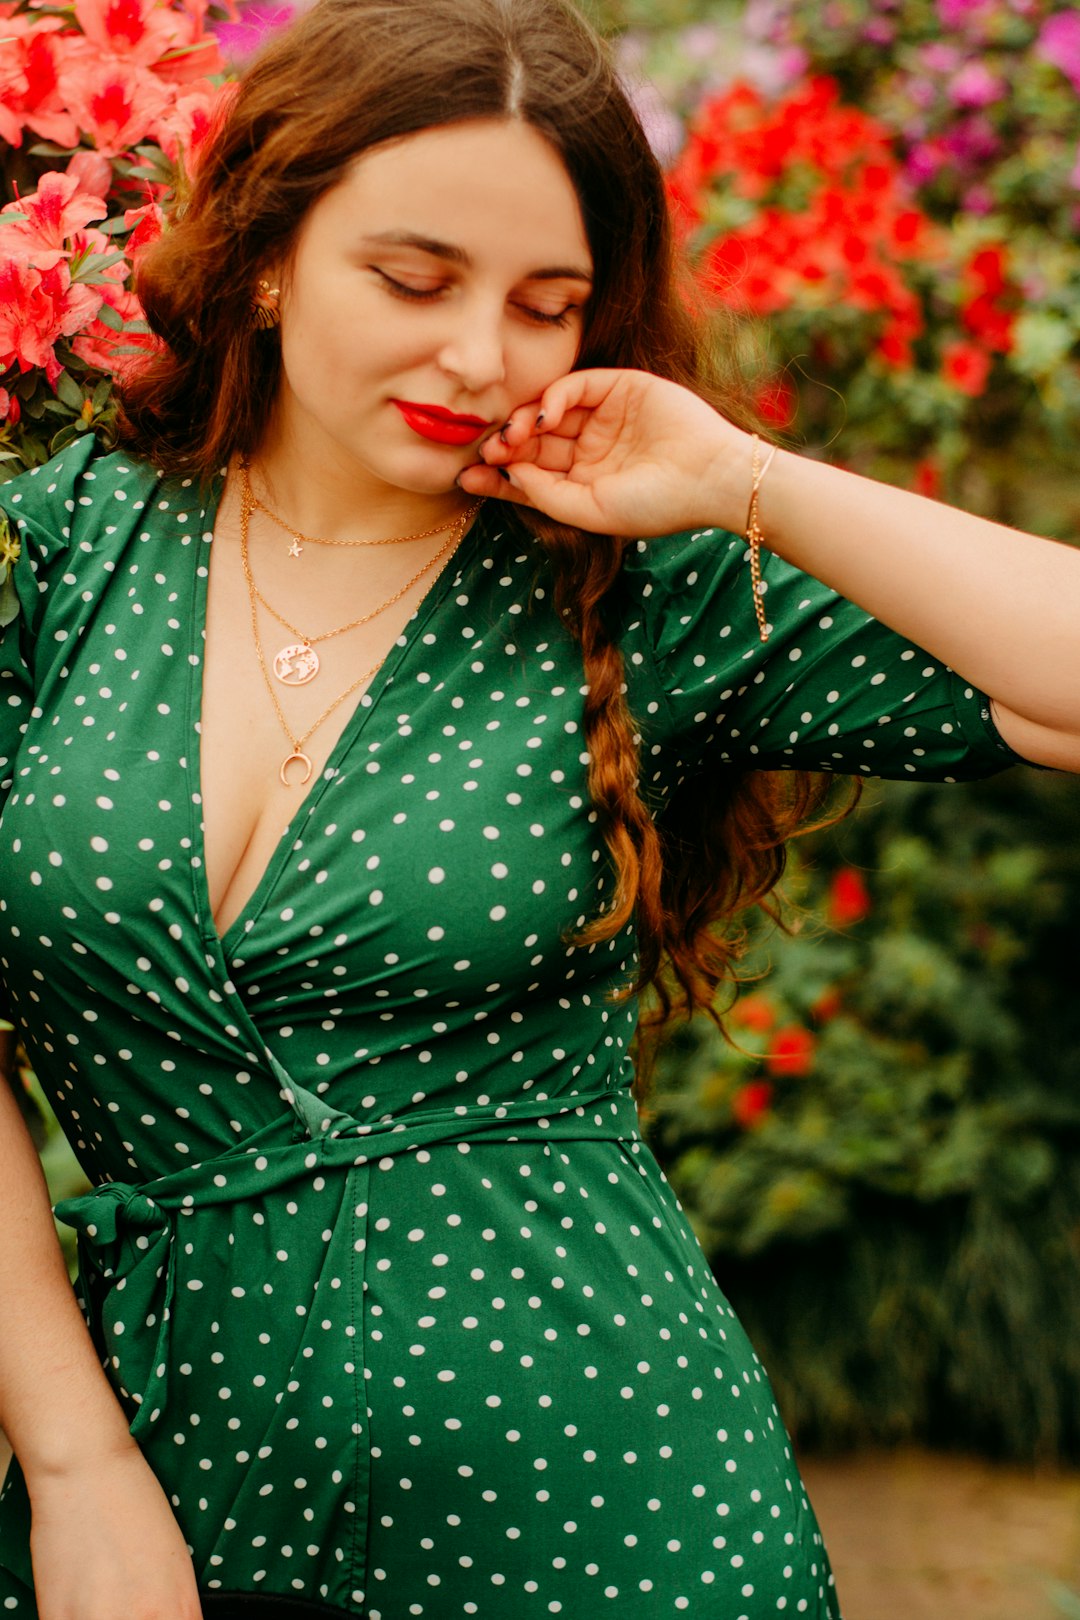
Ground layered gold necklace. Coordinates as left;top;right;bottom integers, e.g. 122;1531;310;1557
237;466;481;785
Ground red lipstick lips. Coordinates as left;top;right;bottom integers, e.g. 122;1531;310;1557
392;400;491;447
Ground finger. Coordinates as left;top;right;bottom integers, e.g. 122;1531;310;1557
479;433;580;474
483;458;606;530
457;464;539;506
533;368;632;433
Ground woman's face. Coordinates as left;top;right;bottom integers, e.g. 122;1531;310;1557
267;118;593;499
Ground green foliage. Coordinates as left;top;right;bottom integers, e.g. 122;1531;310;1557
645;770;1080;1459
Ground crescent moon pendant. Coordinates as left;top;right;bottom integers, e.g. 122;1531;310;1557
280;750;314;787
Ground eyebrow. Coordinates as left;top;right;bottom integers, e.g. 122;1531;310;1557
360;230;594;284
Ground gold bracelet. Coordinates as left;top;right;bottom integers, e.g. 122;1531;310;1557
745;433;778;644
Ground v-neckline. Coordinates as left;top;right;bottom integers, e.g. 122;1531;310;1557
186;474;488;962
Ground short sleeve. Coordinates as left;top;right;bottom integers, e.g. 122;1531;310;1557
0;439;100;811
618;525;1024;785
0;506;42;813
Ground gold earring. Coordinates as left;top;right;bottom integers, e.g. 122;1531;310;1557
252;278;280;330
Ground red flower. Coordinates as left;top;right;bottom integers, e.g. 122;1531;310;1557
755;373;797;427
765;1026;816;1077
810;986;843;1025
942;339;992;397
827;866;872;926
730;991;777;1033
968;245;1007;297
911;457;943;499
731;1081;774;1128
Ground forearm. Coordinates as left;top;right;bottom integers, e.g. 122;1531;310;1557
745;447;1080;751
0;1063;136;1487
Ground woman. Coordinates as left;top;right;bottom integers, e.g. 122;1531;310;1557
0;0;1077;1616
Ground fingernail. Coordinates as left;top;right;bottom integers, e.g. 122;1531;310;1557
535;412;545;428
496;466;511;481
499;421;512;443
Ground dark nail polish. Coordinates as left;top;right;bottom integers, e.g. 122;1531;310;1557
535;412;545;428
497;467;511;481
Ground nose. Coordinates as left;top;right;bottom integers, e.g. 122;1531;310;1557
436;298;507;394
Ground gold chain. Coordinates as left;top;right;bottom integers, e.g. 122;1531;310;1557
241;489;479;651
240;459;470;556
238;484;476;785
745;434;778;644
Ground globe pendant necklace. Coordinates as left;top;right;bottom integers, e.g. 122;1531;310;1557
242;511;477;689
273;643;322;686
237;478;481;785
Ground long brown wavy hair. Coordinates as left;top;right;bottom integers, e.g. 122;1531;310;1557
119;0;853;1081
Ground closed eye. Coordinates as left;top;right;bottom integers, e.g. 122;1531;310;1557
371;268;579;328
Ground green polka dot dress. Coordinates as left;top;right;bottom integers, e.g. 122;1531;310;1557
0;438;1018;1618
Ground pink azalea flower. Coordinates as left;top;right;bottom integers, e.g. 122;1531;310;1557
0;258;102;385
152;12;225;85
1037;11;1080;94
58;53;169;155
0;170;108;271
153;77;232;165
72;285;158;378
67;148;114;200
73;0;184;68
123;196;165;253
0;13;80;148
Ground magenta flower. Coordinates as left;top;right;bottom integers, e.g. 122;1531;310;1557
1037;11;1080;95
949;61;1005;108
920;42;963;74
214;3;294;65
936;0;990;29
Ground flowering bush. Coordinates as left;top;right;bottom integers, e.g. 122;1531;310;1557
0;0;234;473
689;0;1080;514
646;769;1080;1458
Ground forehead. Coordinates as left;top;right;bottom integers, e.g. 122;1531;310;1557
301;118;592;266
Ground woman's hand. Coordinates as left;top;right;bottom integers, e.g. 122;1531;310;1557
28;1441;203;1620
458;368;752;537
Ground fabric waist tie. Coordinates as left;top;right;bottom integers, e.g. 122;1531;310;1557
54;1073;642;1435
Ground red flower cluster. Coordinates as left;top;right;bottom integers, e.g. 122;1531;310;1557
667;77;943;368
0;169;158;388
0;0;228;159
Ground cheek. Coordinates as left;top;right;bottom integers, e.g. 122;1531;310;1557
508;332;581;398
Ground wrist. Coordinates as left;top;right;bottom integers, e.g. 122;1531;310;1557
24;1431;142;1495
695;426;758;535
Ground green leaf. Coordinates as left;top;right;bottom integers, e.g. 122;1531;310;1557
47;422;83;455
93;301;125;332
54;370;84;411
1013;310;1076;378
